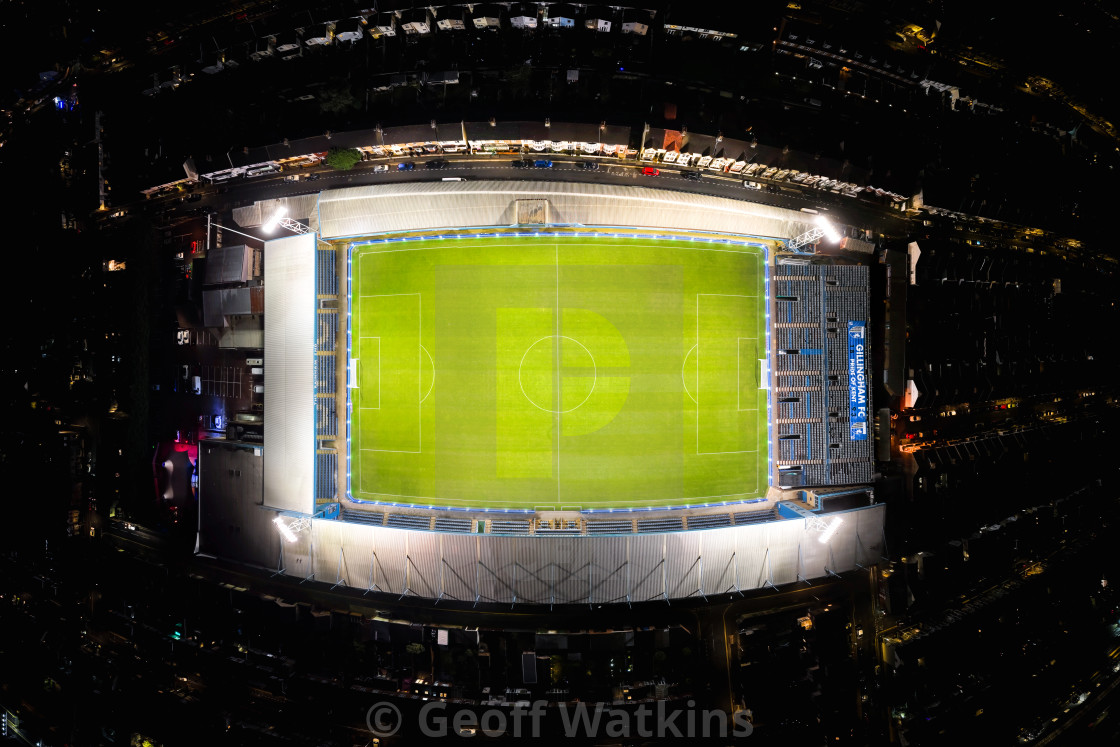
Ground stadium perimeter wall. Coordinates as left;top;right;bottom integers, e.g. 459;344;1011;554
269;504;885;604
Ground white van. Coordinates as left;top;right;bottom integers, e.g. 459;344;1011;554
191;376;202;395
253;385;264;394
250;367;263;376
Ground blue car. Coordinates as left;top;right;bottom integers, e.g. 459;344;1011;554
397;162;415;171
533;159;553;168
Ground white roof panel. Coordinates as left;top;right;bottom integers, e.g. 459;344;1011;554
316;180;815;240
263;233;317;514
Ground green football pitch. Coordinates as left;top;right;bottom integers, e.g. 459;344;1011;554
348;235;769;510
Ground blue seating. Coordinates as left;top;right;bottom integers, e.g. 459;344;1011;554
489;520;532;535
315;452;336;500
732;509;775;526
686;513;732;530
385;514;432;530
636;518;684;533
586;520;634;535
432;517;473;534
340;509;383;526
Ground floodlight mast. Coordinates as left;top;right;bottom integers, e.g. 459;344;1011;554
787;215;843;252
262;206;310;235
263;207;327;245
787;226;827;252
272;515;313;543
209;207;322;254
276;216;310;234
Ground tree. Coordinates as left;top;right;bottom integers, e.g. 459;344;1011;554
325;147;362;171
318;84;359;115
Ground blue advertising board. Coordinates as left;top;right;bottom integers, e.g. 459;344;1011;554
847;321;868;441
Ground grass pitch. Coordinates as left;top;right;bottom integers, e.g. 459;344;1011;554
348;235;768;510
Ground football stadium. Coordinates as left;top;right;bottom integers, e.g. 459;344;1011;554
199;174;885;606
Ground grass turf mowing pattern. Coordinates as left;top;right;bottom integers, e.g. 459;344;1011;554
349;235;767;510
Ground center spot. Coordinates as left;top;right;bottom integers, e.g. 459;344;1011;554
518;335;597;414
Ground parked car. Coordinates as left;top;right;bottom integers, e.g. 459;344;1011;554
642;167;660;176
373;164;389;172
682;170;702;180
511;160;527;168
425;159;448;170
397;162;415;171
533;159;553;168
307;173;321;180
580;162;600;170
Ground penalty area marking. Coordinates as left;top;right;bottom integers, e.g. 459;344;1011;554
356;293;422;454
696;293;761;456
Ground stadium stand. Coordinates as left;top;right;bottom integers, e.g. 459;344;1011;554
385;514;433;531
636;517;685;533
685;513;733;530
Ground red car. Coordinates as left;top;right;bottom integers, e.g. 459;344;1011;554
642;167;660;176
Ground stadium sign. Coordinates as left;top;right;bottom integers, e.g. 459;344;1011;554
848;321;868;440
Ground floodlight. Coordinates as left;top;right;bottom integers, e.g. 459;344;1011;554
262;206;288;233
818;516;843;544
815;215;842;243
273;515;298;543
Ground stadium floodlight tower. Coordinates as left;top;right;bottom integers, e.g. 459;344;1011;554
271;508;333;582
261;206;311;235
787;214;843;252
273;514;312;543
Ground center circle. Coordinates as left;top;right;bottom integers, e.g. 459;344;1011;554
518;335;597;414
